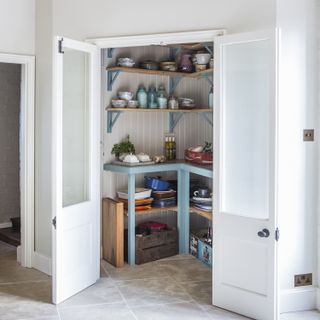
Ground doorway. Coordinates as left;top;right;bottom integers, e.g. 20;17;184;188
0;53;35;268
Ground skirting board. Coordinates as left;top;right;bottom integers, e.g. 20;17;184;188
280;287;316;313
0;222;12;229
317;288;320;311
32;251;52;276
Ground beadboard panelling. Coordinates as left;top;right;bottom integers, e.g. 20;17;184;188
102;45;213;200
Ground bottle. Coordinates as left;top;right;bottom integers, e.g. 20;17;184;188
208;86;213;108
147;85;158;109
172;136;176;160
136;86;147;108
168;137;173;160
164;136;170;160
157;85;168;109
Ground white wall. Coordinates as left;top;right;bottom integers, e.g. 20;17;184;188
0;0;35;55
277;0;318;312
35;0;277;260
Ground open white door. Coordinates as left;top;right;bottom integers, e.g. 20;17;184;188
52;37;101;304
213;30;278;320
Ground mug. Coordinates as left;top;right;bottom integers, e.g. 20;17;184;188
193;187;211;198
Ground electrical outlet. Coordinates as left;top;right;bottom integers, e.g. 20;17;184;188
303;129;314;141
294;273;312;287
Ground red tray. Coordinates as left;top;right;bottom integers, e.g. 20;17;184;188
185;149;213;165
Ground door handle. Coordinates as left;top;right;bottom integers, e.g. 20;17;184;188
257;228;270;238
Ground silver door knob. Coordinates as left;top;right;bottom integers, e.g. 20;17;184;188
257;228;270;238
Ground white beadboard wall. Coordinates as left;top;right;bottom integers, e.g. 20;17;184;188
102;45;213;203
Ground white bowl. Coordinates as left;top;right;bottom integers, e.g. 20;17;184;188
195;53;211;65
117;188;152;200
123;154;139;163
111;99;127;108
137;153;151;162
127;100;139;108
117;58;135;68
118;91;134;101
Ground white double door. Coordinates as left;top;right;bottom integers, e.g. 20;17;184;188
51;31;279;320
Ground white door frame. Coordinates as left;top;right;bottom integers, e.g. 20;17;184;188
0;53;35;268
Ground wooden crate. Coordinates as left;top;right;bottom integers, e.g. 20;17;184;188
125;229;178;265
102;198;124;268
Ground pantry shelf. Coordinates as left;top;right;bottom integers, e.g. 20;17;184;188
190;206;212;221
106;108;213;133
106;66;213;91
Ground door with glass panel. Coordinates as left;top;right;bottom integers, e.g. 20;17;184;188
213;30;278;320
52;37;100;304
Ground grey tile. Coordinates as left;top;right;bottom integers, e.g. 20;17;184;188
0;281;58;320
58;278;123;309
204;305;249;319
132;302;208;320
0;259;50;284
181;280;212;305
118;277;192;308
157;258;211;283
280;310;320;320
59;302;136;320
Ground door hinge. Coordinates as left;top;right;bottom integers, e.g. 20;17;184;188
58;39;64;54
275;228;280;241
52;216;57;229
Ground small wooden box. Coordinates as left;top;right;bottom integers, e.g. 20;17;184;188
125;229;178;265
102;198;124;268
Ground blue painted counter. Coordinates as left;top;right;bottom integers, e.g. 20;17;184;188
103;160;213;265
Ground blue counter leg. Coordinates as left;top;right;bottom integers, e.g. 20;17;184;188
178;169;190;254
127;174;136;265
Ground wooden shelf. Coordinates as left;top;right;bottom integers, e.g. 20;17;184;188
106;66;213;79
124;206;178;215
190;206;213;221
106;107;213;113
124;205;212;221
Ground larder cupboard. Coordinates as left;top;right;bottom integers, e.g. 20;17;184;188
51;29;279;320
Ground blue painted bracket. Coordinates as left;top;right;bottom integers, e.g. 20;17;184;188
107;48;114;58
169;77;182;95
107;70;121;91
107;110;122;133
199;112;213;127
204;44;213;56
169;112;185;133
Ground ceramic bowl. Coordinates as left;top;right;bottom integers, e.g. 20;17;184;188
195;53;211;65
118;91;134;101
117;58;135;68
160;61;178;72
140;60;159;70
111;99;127;108
123;154;139;163
127;100;139;108
137;153;151;162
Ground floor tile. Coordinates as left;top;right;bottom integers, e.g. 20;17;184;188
0;281;58;320
59;302;136;320
132;302;208;320
181;280;212;305
280;310;320;320
204;305;249;319
58;278;122;309
118;277;192;308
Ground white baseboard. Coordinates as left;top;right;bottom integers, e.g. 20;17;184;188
17;245;21;263
280;287;317;313
32;251;52;276
316;288;320;311
0;222;12;228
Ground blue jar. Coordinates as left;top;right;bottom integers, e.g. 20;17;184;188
137;86;147;108
147;85;158;109
157;85;168;109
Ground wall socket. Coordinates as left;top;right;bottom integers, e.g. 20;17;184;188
294;273;312;287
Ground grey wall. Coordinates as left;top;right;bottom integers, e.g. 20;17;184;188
0;63;21;224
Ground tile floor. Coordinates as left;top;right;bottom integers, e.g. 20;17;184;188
0;240;319;320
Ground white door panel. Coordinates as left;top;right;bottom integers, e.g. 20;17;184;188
52;37;100;304
213;30;278;320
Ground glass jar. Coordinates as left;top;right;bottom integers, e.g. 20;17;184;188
168;96;179;110
147;85;158;109
136;86;147;108
157;85;168;109
208;86;213;108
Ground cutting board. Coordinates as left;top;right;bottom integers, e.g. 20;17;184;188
102;198;124;268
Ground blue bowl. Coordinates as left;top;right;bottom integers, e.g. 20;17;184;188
144;176;171;191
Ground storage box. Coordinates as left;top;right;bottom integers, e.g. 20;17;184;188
125;228;178;264
190;229;212;267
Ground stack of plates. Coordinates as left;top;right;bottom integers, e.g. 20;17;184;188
190;196;212;212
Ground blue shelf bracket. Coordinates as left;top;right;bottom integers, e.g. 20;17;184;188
199;112;213;127
107;70;121;91
107;48;114;58
169;76;182;95
202;74;213;86
204;44;213;56
169;112;185;133
107;111;122;133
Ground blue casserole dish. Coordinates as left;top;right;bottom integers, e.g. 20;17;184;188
144;176;171;191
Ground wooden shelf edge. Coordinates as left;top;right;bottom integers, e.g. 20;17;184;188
106;66;213;78
190;206;213;220
106;107;213;113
